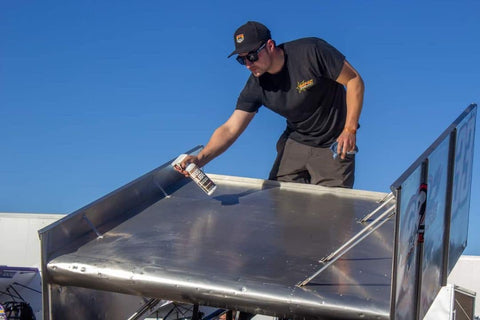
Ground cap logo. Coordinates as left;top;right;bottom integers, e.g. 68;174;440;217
236;34;244;43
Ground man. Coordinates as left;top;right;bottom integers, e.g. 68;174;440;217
176;21;364;188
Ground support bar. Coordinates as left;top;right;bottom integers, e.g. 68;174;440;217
323;204;396;263
82;214;103;239
360;192;395;223
297;205;395;287
127;299;171;320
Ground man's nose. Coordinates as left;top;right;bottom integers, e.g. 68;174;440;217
245;59;254;68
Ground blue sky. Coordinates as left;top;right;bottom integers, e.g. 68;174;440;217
1;1;479;255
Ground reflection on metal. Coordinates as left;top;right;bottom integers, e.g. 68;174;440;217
0;265;41;314
156;183;171;199
448;106;477;275
48;284;153;320
423;284;476;320
82;214;104;239
126;298;170;320
360;192;395;223
130;300;203;320
202;308;227;320
453;285;476;320
419;136;449;319
40;171;392;319
297;204;395;287
322;195;396;263
390;104;477;320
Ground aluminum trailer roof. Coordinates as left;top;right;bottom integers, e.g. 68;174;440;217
46;175;393;319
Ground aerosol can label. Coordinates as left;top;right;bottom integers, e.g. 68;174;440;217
172;154;217;196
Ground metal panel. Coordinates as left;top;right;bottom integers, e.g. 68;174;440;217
49;284;150;320
452;285;476;320
391;166;423;320
448;107;477;274
424;284;476;320
418;136;450;319
45;174;392;319
390;103;477;319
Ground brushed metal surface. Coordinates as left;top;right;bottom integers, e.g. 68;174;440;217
47;176;392;319
390;104;477;319
449;107;477;274
419;136;449;319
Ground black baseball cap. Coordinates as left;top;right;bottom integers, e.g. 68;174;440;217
227;21;271;58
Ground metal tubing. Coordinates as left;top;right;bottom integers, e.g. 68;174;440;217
192;304;200;320
322;205;396;263
298;206;396;287
442;129;457;285
82;214;103;239
377;192;393;204
126;298;167;320
360;192;395;223
11;282;42;294
156;183;171;199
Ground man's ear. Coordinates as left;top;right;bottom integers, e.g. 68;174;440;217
266;39;276;53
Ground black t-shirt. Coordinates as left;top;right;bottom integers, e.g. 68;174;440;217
236;37;346;148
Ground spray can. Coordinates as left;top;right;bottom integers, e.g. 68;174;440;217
171;154;217;196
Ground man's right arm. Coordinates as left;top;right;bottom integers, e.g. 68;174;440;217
176;109;255;175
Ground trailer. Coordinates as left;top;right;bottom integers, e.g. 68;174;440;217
39;104;477;319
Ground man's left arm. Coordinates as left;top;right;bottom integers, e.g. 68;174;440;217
335;60;365;159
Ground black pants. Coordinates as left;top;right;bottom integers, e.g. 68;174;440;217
269;134;355;188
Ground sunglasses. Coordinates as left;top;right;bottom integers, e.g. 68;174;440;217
236;42;267;65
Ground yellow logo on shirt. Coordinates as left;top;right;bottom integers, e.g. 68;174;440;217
296;79;314;93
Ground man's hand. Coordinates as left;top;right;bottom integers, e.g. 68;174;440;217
336;129;356;160
173;154;200;177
